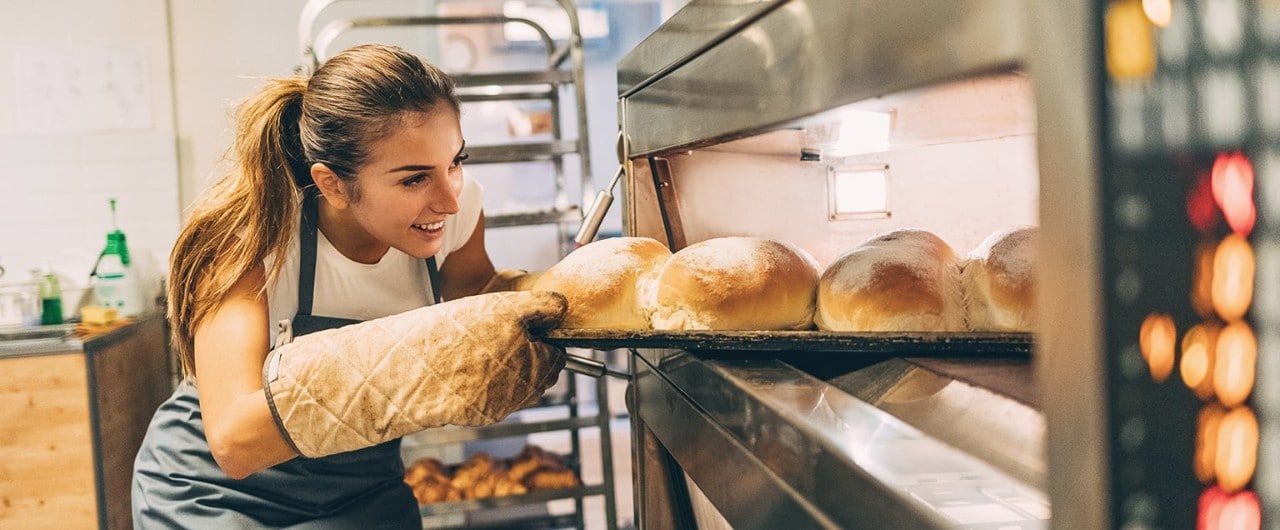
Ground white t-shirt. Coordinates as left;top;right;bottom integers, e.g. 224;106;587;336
264;172;483;346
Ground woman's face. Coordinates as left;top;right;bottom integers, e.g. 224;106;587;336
347;109;466;259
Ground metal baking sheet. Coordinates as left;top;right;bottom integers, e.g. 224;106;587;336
541;329;1033;356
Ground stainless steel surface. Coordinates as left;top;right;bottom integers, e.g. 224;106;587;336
1027;2;1107;529
619;0;1026;157
0;324;82;358
632;347;1048;528
828;358;1045;490
563;352;631;380
617;0;783;96
573;167;624;247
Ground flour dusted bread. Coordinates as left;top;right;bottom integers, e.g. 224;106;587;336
816;229;965;332
650;237;820;330
531;237;671;329
962;226;1038;332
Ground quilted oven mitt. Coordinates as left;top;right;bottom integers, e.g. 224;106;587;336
263;291;568;458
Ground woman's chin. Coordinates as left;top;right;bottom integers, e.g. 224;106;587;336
399;241;443;259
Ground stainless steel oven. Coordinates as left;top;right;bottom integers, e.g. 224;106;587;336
613;1;1279;528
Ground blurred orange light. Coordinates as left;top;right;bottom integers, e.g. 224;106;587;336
1196;404;1227;483
1142;0;1173;27
1139;313;1177;382
1211;153;1256;236
1192;241;1218;319
1182;323;1220;401
1215;407;1258;494
1199;486;1261;530
1106;0;1158;80
1214;322;1257;408
1212;234;1255;321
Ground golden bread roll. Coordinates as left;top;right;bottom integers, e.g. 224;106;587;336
962;226;1038;332
649;237;820;330
532;237;672;329
524;468;581;490
816;229;965;332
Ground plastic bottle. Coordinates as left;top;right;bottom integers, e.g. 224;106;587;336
91;199;146;317
38;269;64;325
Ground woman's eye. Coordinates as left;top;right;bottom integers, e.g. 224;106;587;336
451;153;470;168
402;174;427;187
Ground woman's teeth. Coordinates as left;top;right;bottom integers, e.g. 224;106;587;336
413;221;445;231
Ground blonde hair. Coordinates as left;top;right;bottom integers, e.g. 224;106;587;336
168;44;460;378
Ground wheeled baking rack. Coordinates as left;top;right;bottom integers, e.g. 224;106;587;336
297;1;619;528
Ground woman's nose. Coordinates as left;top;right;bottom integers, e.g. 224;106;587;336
430;179;461;214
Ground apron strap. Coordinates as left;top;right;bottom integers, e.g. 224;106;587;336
300;191;444;311
426;256;442;304
299;191;320;317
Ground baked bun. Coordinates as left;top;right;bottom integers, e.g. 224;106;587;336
531;237;671;329
649;237;820;330
815;229;965;332
962;226;1038;332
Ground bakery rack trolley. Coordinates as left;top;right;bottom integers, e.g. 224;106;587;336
297;1;619;528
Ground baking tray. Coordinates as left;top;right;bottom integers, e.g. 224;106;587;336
541;329;1033;357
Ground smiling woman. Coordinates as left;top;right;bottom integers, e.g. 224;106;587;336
129;44;570;529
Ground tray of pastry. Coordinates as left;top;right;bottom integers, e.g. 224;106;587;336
407;445;597;516
541;329;1034;357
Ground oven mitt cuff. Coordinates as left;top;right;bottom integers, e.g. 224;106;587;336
263;291;568;458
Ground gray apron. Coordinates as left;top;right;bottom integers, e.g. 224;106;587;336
133;193;442;529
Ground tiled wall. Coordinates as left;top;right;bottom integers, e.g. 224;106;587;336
0;1;179;308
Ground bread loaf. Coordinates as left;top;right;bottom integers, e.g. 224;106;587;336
649;237;820;330
962;226;1038;332
815;229;965;332
531;237;671;329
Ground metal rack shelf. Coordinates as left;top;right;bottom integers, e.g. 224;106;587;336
420;484;608;517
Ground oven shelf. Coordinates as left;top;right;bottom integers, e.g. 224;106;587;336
542;329;1033;357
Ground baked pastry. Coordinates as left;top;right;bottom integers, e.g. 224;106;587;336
962;226;1038;332
531;237;672;329
649;237;820;330
815;229;965;332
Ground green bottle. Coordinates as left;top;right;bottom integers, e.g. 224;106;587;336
38;270;64;325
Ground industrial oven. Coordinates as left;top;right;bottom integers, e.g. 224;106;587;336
607;0;1279;528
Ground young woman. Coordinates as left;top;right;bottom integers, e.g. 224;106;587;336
132;44;567;528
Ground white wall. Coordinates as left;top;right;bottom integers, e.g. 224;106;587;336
0;1;179;307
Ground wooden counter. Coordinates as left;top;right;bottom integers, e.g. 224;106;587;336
0;314;172;529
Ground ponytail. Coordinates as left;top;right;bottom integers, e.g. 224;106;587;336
168;77;309;379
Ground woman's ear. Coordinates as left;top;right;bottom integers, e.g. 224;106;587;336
311;163;351;210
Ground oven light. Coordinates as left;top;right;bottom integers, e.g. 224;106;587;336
1181;323;1220;401
1199;485;1261;530
1215;406;1258;494
1196;404;1226;483
1213;321;1256;408
1193;241;1218;318
1211;234;1255;321
1143;0;1173;27
828;165;889;219
1211;152;1256;236
1106;0;1159;80
1139;312;1177;382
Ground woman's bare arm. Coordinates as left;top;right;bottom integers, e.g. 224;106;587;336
192;263;298;479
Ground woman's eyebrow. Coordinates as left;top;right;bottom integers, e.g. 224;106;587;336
386;142;467;174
